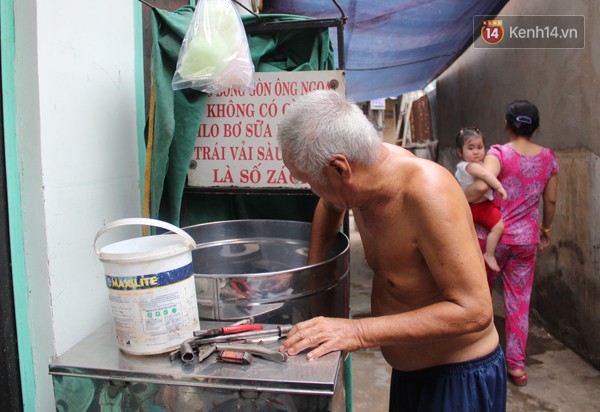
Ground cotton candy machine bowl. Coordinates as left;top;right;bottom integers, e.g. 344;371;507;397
183;219;350;323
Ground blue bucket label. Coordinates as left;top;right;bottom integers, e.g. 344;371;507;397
105;262;193;290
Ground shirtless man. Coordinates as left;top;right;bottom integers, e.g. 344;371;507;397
277;90;507;411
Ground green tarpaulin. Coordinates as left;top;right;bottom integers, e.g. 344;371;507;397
145;6;335;227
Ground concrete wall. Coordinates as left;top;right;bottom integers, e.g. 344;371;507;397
435;0;600;368
534;150;600;367
13;0;142;408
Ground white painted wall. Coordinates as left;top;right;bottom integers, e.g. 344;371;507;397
14;0;141;408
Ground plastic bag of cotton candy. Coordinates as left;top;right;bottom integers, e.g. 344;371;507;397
172;0;255;93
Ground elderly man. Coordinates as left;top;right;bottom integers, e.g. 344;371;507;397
277;90;506;411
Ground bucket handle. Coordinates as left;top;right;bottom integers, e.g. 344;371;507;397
94;218;197;257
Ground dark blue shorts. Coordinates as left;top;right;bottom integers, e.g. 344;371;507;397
389;345;507;412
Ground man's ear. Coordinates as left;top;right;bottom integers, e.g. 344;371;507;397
328;154;351;181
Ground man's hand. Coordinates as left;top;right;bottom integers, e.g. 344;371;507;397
279;316;364;360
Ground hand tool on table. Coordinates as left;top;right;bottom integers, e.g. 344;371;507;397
191;342;287;364
170;324;292;363
215;342;288;362
177;323;264;363
230;316;254;326
217;350;254;365
193;323;264;338
196;344;218;363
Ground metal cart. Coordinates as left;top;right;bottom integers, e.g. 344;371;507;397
50;322;345;411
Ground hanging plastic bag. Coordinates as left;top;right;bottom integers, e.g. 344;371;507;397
172;0;255;93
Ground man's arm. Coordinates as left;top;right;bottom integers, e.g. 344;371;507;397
280;165;494;358
356;167;493;345
463;155;502;202
307;199;346;265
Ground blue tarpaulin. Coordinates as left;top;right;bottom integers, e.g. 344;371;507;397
263;0;508;101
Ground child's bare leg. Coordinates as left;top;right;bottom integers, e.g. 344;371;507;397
484;219;504;272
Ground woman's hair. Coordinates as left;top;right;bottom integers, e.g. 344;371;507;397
505;100;540;137
277;90;381;181
455;127;483;150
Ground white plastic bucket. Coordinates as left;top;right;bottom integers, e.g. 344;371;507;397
94;218;200;355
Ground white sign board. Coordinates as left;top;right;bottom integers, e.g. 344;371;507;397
187;70;346;189
370;98;386;110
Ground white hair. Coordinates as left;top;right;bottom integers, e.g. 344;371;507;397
277;90;381;181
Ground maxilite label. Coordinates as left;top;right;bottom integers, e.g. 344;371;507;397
105;263;193;290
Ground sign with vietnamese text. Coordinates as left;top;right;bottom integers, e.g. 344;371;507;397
187;70;346;189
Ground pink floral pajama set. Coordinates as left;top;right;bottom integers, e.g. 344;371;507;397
484;144;558;370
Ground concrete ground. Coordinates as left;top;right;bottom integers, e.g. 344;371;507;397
347;215;600;412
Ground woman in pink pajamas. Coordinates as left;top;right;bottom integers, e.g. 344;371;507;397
467;100;558;387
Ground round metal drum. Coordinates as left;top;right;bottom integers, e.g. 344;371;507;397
183;220;350;323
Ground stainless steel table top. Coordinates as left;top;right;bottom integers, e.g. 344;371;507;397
49;322;343;396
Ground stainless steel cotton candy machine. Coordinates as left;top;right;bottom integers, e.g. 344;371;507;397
183;219;350;324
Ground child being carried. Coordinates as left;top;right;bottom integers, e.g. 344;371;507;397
455;127;507;272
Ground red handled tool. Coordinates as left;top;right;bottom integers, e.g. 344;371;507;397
229;279;255;298
193;324;264;338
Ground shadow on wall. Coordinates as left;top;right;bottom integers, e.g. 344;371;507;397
533;148;600;370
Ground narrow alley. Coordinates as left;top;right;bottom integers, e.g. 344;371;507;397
347;215;600;411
